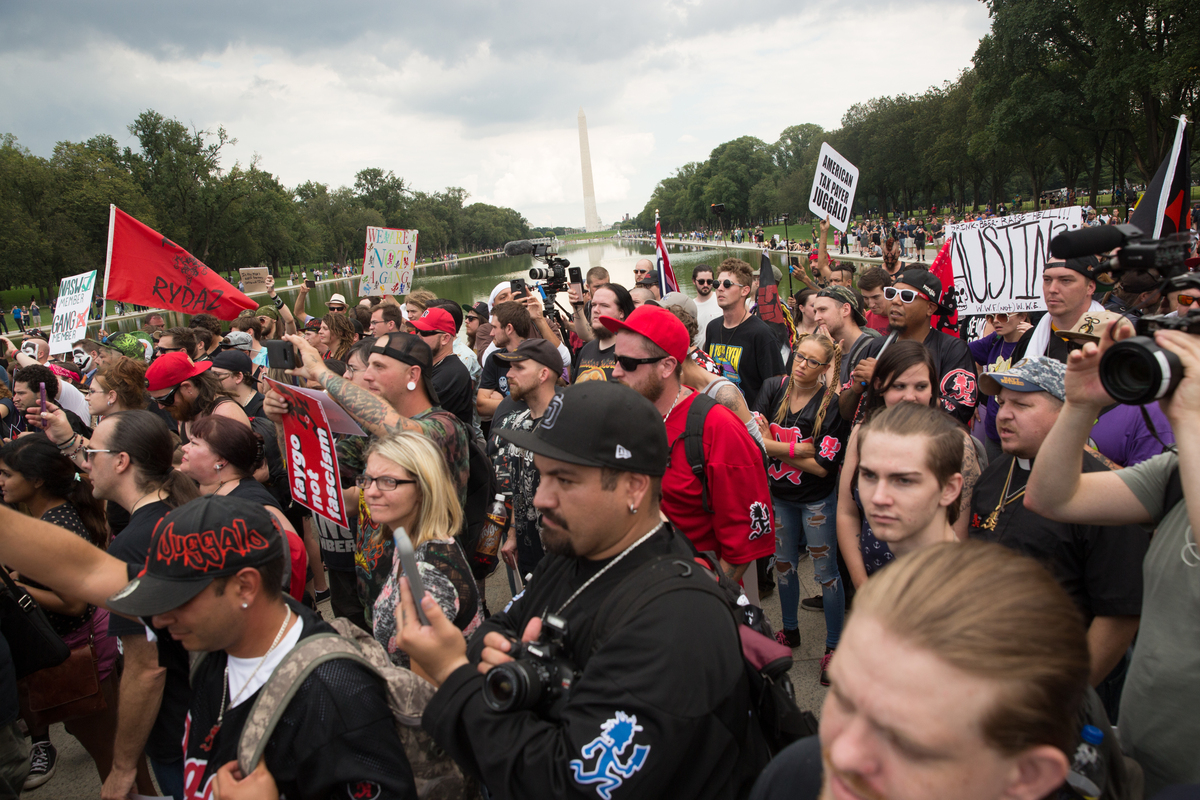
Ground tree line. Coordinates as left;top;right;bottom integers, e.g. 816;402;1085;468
635;0;1199;232
0;110;533;297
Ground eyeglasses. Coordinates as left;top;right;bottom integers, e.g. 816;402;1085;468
883;287;923;304
152;385;181;407
344;364;360;378
985;313;1011;323
84;448;113;457
695;279;713;286
718;279;743;289
615;354;667;371
356;474;417;491
795;356;830;369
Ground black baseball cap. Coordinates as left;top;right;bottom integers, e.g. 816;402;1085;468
1046;255;1102;281
497;381;667;476
638;270;661;287
895;269;950;313
462;301;489;322
370;332;440;405
496;338;564;374
106;497;284;617
210;349;254;375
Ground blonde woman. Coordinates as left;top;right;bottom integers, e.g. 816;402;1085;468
367;431;483;666
752;333;850;685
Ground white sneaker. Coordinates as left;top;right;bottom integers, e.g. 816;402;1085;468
24;740;57;790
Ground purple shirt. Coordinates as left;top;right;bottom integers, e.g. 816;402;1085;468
1089;402;1174;467
969;333;1020;442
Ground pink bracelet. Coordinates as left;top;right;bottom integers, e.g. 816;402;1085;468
789;440;796;458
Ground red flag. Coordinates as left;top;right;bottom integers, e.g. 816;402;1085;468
654;214;679;294
105;207;258;320
928;239;960;338
1130;116;1191;238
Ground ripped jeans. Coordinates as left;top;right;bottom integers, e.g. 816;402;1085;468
773;489;845;648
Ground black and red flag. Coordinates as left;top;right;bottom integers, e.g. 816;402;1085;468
1130;116;1192;238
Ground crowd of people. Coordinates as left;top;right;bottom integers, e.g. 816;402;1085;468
0;229;1194;800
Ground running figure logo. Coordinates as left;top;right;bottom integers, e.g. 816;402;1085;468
569;711;651;799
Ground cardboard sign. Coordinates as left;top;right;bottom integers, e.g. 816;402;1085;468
360;227;419;296
948;207;1084;316
265;378;349;528
49;270;97;355
808;143;859;232
239;267;269;295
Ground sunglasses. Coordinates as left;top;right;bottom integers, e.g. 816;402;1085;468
615;354;667;372
883;287;924;304
155;345;184;354
152;384;181;407
1177;294;1198;306
356;474;417;491
415;329;443;337
718;279;743;289
985;313;1012;323
695;279;713;286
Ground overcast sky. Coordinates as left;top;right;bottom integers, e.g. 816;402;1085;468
2;2;990;228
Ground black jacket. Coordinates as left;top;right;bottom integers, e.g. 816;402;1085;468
423;524;759;800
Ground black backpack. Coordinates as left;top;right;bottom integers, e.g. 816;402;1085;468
678;392;769;514
461;433;501;580
588;553;817;757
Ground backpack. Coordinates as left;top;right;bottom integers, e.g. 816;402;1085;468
587;554;817;757
679;393;769;515
194;618;476;800
462;433;500;580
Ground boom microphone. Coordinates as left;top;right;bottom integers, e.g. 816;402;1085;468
1049;224;1139;259
503;240;534;257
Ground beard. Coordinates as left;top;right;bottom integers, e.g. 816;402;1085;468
695;285;712;297
168;393;195;422
591;323;613;341
509;375;534;402
621;367;665;403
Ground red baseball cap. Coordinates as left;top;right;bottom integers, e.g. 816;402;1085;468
146;351;211;391
411;307;456;336
600;305;689;363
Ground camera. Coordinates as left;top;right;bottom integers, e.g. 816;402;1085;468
710;203;726;215
483;613;579;720
528;262;569;295
1050;223;1200;404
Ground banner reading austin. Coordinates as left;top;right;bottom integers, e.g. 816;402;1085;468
360;227;419;296
808;143;859;232
265;378;349;528
48;270;97;356
948;207;1083;316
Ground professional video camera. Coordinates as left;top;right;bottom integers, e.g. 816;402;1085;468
1049;223;1200;404
502;239;572;296
482;613;579;720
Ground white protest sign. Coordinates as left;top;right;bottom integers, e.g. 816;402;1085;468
360;227;419;296
239;267;269;294
48;270;97;355
808;143;859;232
948;207;1084;316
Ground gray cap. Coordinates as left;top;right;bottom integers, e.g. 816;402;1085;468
222;331;253;352
658;292;697;320
979;357;1065;401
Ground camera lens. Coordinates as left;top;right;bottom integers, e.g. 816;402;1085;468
1099;336;1182;404
483;662;540;712
529;267;549;280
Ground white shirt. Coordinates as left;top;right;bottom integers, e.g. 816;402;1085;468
57;381;91;422
693;293;721;350
227;614;304;709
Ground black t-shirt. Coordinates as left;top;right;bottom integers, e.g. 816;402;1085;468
432;354;474;428
108;500;191;764
479;351;512;397
704;314;785;402
106;501;131;538
31;504;97;636
0;630;17;727
968;453;1148;624
852;328;978;424
572;338;617;383
753;377;850;503
226;478;283;511
241;391;265;420
748;735;822;800
184;600;415;800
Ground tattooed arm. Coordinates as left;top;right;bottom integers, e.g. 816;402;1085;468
955;430;982;540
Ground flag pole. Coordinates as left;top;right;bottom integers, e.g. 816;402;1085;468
1152;116;1188;238
101;204;115;334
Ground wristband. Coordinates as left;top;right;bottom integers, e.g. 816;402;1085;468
273;295;285;310
56;433;77;451
789;440;796;458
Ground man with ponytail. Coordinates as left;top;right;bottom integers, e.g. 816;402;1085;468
606;306;774;585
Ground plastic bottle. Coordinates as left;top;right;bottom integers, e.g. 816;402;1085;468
476;494;507;559
1065;725;1106;800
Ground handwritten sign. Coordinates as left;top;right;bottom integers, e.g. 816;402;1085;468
266;378;349;528
808;143;859;232
360;227;419;296
49;271;97;355
949;207;1083;316
239;267;269;295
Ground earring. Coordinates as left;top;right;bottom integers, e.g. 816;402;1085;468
406;381;417;391
216;463;224;471
628;504;638;514
241;603;248;609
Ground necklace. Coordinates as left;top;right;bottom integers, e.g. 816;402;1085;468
717;308;750;347
662;386;688;421
128;489;164;515
555;521;664;615
198;606;293;753
979;459;1027;531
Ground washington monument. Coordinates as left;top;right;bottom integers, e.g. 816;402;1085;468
578;108;602;232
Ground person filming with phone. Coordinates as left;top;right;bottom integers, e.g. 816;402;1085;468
396;381;769;800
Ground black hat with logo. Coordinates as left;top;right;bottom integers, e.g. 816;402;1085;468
370;332;441;405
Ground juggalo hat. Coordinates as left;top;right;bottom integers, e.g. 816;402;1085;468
106;496;284;617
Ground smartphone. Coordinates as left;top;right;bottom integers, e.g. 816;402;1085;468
510;278;527;298
394;529;430;625
38;382;47;417
568;266;583;297
305;279;316;289
264;340;297;371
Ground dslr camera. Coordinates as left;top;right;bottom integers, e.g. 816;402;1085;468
482;613;579;720
526;243;571;296
1050;224;1199;404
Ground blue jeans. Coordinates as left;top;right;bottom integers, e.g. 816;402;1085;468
149;757;184;800
774;491;845;648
